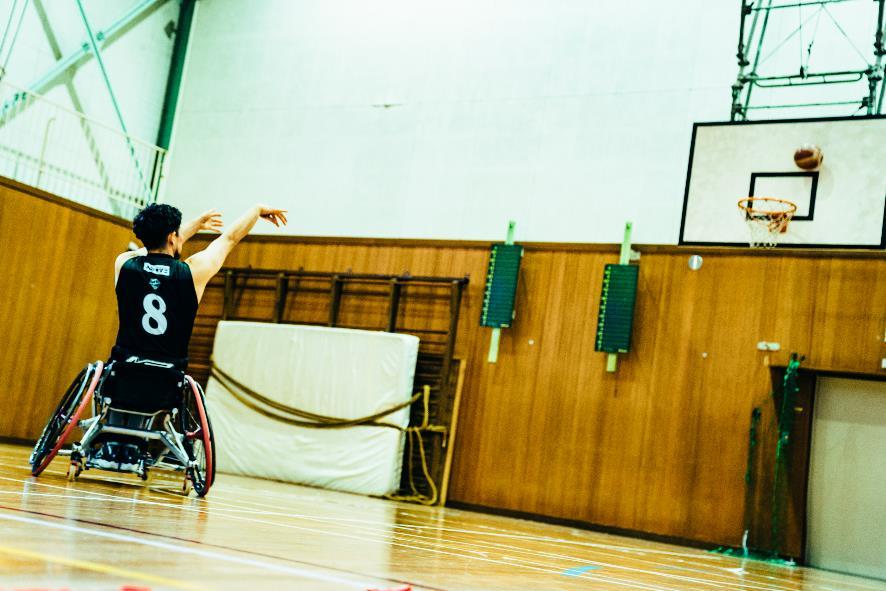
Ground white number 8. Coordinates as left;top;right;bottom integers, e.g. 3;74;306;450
142;294;168;335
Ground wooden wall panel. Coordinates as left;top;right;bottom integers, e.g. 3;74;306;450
183;235;885;549
0;178;133;440
2;177;883;551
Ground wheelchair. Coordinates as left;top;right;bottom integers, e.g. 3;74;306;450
29;356;216;497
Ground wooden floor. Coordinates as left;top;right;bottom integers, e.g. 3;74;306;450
0;443;883;591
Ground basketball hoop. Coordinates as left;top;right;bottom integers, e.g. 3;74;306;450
737;197;797;248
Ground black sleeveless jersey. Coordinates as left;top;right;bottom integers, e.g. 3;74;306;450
114;254;198;362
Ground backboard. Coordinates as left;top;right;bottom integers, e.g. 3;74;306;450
679;116;886;248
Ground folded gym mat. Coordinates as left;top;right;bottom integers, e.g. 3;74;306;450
206;321;418;496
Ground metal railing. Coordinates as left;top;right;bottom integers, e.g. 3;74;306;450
0;81;165;219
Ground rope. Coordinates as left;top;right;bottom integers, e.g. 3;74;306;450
210;363;420;429
386;379;446;506
209;362;445;505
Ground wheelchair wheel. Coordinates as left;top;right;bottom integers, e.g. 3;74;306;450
184;376;215;497
30;361;103;477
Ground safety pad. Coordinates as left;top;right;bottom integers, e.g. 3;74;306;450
206;321;418;496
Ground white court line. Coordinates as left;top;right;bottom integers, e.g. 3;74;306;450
178;491;840;591
0;458;754;563
3;459;885;591
0;510;378;589
203;484;753;560
201;484;886;591
193;492;789;591
1;461;881;591
3;489;750;591
0;473;671;591
0;470;866;591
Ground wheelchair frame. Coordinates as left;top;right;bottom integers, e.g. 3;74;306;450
30;360;215;497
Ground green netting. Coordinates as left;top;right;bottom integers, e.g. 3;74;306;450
771;353;803;556
709;546;796;566
721;353;804;563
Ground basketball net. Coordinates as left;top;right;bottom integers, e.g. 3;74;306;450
737;197;797;248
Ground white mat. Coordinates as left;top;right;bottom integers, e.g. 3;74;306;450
206;321;418;495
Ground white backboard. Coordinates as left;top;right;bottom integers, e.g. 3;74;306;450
680;117;886;248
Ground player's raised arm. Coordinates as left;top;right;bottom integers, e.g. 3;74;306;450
179;209;224;242
185;204;287;301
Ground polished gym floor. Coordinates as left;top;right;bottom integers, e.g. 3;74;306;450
0;443;883;591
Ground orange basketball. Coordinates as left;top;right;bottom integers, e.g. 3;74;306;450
794;145;823;170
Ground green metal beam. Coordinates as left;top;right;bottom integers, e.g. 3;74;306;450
74;0;151;201
30;0;120;213
156;0;196;149
0;0;164;123
732;0;884;118
0;0;29;79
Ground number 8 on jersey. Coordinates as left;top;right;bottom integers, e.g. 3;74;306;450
142;293;168;335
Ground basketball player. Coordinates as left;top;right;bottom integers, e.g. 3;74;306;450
112;203;287;368
92;203;286;470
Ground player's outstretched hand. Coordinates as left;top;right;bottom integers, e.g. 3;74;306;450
258;206;288;227
199;209;224;232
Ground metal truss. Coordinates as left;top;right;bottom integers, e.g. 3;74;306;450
0;0;167;215
731;0;886;119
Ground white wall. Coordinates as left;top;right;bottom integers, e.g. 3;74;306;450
163;0;879;242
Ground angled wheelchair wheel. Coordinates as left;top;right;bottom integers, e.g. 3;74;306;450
184;376;215;497
30;361;103;477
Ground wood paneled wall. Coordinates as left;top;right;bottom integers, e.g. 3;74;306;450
0;178;134;440
2;178;884;551
182;237;885;549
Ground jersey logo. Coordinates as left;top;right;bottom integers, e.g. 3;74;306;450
149;278;161;290
143;262;170;276
124;355;175;368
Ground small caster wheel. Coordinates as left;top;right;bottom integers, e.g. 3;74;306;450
140;469;154;485
181;475;192;496
67;460;82;481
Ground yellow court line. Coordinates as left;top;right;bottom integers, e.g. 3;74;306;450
0;543;205;591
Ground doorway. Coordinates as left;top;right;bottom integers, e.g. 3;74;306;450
806;377;886;580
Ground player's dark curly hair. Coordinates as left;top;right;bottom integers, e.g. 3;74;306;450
133;203;182;249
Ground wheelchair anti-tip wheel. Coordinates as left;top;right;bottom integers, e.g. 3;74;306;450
30;361;103;477
183;376;215;497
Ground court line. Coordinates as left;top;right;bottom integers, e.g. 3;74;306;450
135;485;886;591
0;487;663;591
164;490;825;591
0;501;449;591
3;458;884;591
0;510;377;590
0;474;864;591
195;482;886;591
0;504;658;591
0;542;205;591
0;458;768;566
0;467;876;591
